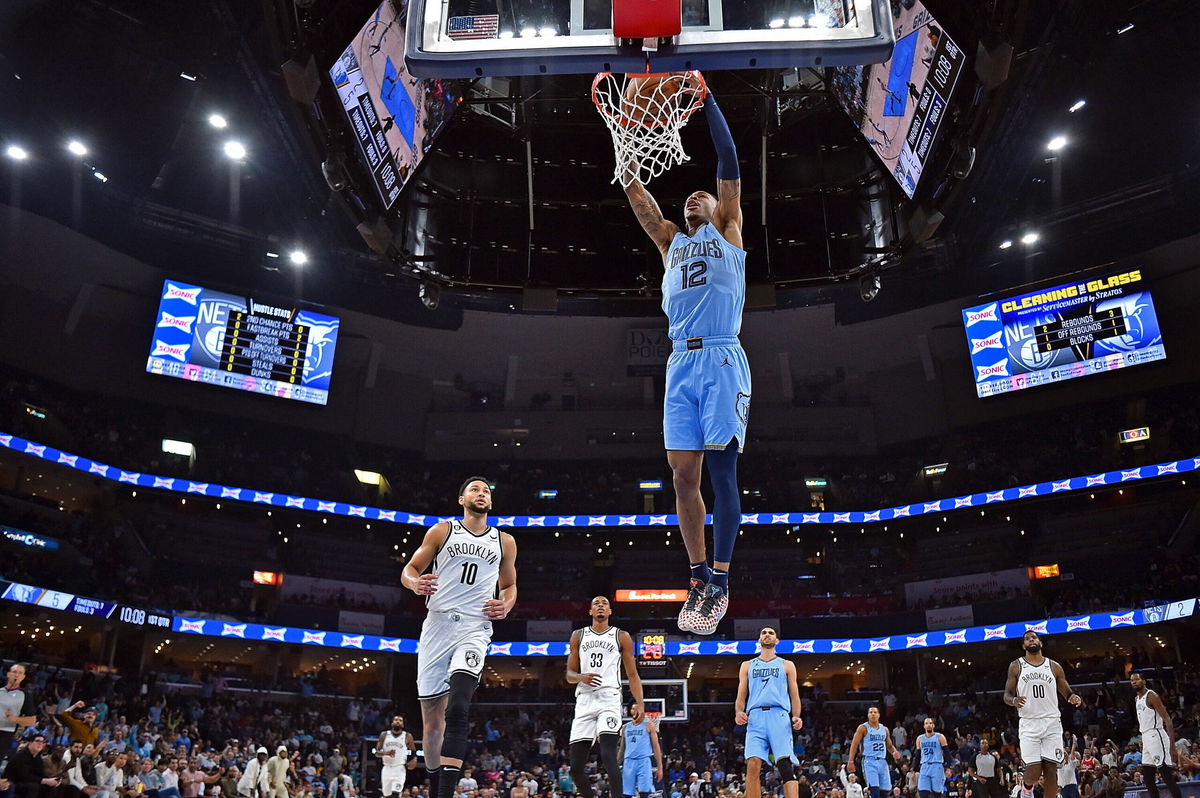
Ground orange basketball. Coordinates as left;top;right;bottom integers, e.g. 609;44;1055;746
621;72;704;127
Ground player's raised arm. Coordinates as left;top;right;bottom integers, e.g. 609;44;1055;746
619;630;646;722
1003;660;1023;708
401;522;452;595
1051;661;1083;706
702;92;743;249
623;175;679;259
734;660;751;726
482;532;518;620
847;724;867;771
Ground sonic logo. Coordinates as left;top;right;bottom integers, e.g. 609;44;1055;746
1018;486;1038;497
526;643;549;655
151;341;190;362
221;487;242;498
803;514;821;523
286;497;306;508
527;517;545;526
379;639;401;652
163;282;202;304
793;640;815;653
157;312;197;334
302;631;326;644
557;516;576;526
489;643;512;655
1085;474;1107;486
717;642;739;654
833;513;850;522
649;516;668;525
1052;480;1071;492
153;477;175;489
221;624;247;638
89;463;110;475
179;620;206;633
619;516;637;525
944;629;967;644
742;513;760;524
1109;611;1135;627
954;496;973;508
924;502;942;513
187;483;210;494
870;638;891;651
340;635;364;649
495;517;515;526
976;360;1011;380
262;628;287;641
348;506;366;517
984;626;1008;640
831;640;852;652
1066;617;1091;631
118;472;140;484
58;454;79;467
407;515;426;525
986;491;1005;502
906;634;928;648
964;303;999;326
864;511;881;522
1024;621;1048;633
971;332;1003;354
678;643;701;655
378;511;397;522
1157;463;1178;475
893;506;911;517
773;514;791;524
1121;469;1141;481
589;517;607;526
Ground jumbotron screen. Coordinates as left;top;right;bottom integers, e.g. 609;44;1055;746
963;269;1166;398
146;280;340;406
328;0;458;208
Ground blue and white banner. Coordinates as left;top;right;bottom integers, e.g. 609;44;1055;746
1;525;60;551
1;432;1196;528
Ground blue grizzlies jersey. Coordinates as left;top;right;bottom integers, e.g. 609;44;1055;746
863;724;889;760
920;734;943;765
662;223;746;341
623;719;652;759
746;657;790;711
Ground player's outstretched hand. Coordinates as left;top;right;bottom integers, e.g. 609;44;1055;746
735;710;749;726
482;599;508;619
414;574;438;596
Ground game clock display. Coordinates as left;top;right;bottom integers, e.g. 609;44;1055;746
146;280;340;406
963;269;1166;398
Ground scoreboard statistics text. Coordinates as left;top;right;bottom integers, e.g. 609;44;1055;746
963;269;1165;398
146;280;340;405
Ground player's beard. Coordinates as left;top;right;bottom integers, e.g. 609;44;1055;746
392;725;403;733
1024;643;1041;654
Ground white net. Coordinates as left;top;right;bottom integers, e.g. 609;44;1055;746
592;70;708;188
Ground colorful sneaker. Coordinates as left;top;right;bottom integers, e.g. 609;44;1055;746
690;583;729;636
676;578;706;633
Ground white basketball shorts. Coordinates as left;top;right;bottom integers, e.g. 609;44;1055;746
416;611;491;700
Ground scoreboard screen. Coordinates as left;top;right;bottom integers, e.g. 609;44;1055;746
146;280;340;406
963;269;1166;398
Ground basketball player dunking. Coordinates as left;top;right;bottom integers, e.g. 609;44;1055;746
1131;671;1184;798
402;477;518;798
376;715;414;798
566;596;648;798
622;84;749;634
1003;631;1083;798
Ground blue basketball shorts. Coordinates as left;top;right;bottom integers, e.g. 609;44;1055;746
862;759;892;790
622;756;654;795
663;343;751;452
745;707;796;764
918;764;945;793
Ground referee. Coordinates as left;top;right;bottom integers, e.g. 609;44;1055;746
1;663;38;761
971;740;1002;798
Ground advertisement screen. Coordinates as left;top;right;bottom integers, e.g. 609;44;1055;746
831;1;965;198
963;269;1166;398
146;280;340;406
329;1;458;208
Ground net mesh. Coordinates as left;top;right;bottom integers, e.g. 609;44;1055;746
592;71;708;187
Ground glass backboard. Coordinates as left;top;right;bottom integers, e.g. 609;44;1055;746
405;0;894;78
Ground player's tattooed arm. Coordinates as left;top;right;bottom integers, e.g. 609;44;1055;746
1051;661;1083;706
713;177;743;250
1003;660;1023;707
401;522;451;595
623;177;679;259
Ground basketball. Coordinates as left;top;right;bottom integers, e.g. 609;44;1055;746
621;71;704;127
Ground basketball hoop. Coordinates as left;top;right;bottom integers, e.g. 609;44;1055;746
592;70;708;187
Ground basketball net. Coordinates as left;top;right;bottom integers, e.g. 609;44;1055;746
592;71;708;188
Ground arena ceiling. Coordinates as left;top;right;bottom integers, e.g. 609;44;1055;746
0;0;1196;323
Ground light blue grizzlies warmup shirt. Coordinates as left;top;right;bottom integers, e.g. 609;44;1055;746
660;222;751;452
661;223;746;340
744;656;796;764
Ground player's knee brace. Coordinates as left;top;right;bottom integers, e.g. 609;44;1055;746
570;741;594;798
441;672;477;761
775;758;796;784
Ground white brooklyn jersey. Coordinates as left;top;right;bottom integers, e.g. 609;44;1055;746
1137;691;1164;734
576;626;622;696
426;520;502;619
1017;658;1061;720
381;731;409;766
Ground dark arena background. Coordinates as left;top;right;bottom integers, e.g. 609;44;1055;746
2;2;1200;798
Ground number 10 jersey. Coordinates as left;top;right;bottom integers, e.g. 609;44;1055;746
426;520;502;620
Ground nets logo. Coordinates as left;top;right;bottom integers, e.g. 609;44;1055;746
465;650;481;668
965;303;999;327
976;360;1011;380
970;332;1003;354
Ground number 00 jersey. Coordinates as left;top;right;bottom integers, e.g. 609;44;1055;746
575;625;622;696
1016;658;1061;720
426;520;502;620
662;222;746;341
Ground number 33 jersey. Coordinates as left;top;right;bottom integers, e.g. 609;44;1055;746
426;520;502;620
576;625;622;697
662;222;746;341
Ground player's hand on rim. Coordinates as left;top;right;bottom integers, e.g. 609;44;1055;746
413;574;438;595
735;710;749;726
482;599;508;619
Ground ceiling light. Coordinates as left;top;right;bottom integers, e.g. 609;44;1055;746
354;470;382;485
538;26;557;37
1020;231;1039;245
999;240;1012;249
1116;23;1134;34
519;27;536;38
208;113;228;129
498;30;514;39
1069;99;1086;113
1046;136;1067;152
289;249;308;265
67;140;88;156
180;72;198;81
768;18;785;28
788;16;806;27
5;145;29;161
93;171;108;183
162;439;195;457
223;140;247;160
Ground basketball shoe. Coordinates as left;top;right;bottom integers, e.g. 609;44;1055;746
690;583;728;635
676;578;706;633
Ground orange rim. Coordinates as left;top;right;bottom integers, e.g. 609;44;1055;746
591;70;708;130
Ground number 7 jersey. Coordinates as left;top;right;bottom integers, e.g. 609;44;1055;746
662;222;746;341
426;520;503;620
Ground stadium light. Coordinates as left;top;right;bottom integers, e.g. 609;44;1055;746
788;16;806;27
498;30;514;39
1021;231;1039;245
768;18;785;28
999;240;1013;249
5;144;28;161
538;26;557;37
161;439;195;458
1046;135;1067;152
93;171;108;183
519;27;536;38
1068;99;1086;113
1116;23;1134;34
208;113;228;129
289;249;308;266
223;140;247;160
354;469;383;486
67;140;88;157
